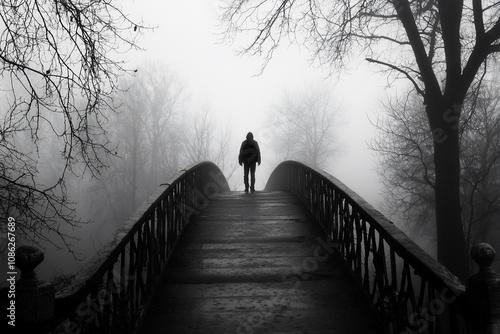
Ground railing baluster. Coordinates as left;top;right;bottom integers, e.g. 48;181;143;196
128;235;137;323
265;161;478;334
39;162;229;333
19;161;499;333
390;248;398;291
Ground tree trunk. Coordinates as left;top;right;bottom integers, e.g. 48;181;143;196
393;0;469;280
428;102;470;280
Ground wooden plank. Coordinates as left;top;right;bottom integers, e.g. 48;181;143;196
139;191;383;334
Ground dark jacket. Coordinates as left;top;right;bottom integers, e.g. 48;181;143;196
239;135;261;165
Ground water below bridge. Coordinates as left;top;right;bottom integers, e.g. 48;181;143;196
139;190;383;334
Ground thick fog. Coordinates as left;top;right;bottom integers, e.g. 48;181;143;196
38;0;385;282
2;0;499;287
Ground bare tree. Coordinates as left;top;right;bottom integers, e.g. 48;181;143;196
460;84;500;253
220;0;500;278
138;61;186;189
86;76;149;226
267;86;340;169
214;121;239;188
182;103;238;187
371;83;500;266
370;92;436;233
84;61;187;227
0;1;143;252
183;104;217;163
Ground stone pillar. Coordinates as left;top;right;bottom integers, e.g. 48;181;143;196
467;243;500;334
15;245;55;332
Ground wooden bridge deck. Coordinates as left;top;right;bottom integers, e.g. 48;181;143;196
139;191;383;334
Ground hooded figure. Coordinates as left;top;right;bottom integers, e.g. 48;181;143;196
238;132;261;192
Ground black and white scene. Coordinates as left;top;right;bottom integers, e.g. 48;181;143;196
1;1;500;333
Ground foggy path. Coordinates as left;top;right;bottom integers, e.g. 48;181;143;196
139;191;382;334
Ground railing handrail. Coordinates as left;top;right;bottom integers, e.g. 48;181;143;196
56;162;220;296
266;160;467;333
267;160;465;295
50;161;230;332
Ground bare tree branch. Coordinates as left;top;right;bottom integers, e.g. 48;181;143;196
0;0;147;253
366;57;425;95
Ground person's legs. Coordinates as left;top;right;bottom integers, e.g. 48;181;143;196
243;164;250;192
250;163;256;192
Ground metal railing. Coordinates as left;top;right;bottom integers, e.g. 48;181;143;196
265;161;468;334
10;160;498;333
49;162;229;333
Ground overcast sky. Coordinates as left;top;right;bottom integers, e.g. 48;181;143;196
2;0;408;283
126;0;393;208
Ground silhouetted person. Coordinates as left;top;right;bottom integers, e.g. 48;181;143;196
238;132;261;192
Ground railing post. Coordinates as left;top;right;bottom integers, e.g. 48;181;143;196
15;245;55;333
466;243;500;334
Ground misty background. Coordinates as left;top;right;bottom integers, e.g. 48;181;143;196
2;0;498;285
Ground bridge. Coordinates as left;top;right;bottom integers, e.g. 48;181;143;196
6;161;500;333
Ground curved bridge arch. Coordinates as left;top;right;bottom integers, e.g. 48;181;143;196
266;160;466;333
52;162;229;332
14;160;493;333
